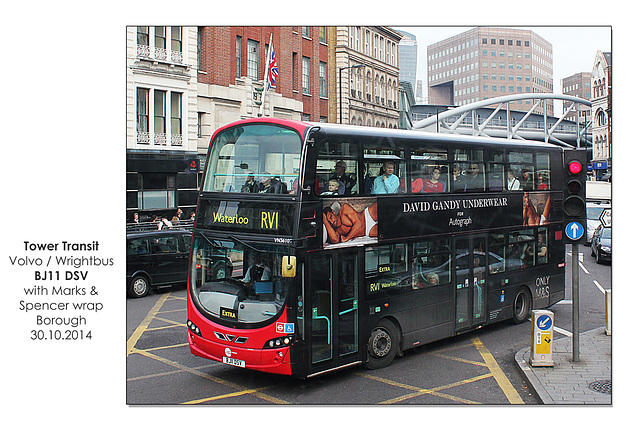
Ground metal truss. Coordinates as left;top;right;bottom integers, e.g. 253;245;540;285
412;93;592;148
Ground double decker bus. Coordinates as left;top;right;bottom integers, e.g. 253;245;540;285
187;118;566;378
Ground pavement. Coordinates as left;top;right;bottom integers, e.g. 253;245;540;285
515;327;611;404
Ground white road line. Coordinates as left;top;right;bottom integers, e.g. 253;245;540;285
593;280;606;294
553;326;572;337
579;262;590;274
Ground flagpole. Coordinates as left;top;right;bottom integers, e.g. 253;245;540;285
259;34;273;117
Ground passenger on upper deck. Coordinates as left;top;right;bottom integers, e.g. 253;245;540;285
329;160;356;195
452;163;466;192
507;169;521;190
372;161;399;194
422;167;444;193
321;179;341;196
258;172;287;194
464;163;484;191
241;172;259;193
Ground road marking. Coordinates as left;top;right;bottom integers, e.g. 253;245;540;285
471;337;524;404
182;386;273;404
127;293;289;405
593;280;606;294
135;348;289;404
357;372;487;404
553;326;572;337
127;293;170;357
579;262;590;274
431;352;488;367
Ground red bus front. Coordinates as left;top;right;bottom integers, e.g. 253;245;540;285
186;118;309;377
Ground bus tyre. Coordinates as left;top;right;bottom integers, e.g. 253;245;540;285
512;287;532;324
128;275;150;298
366;319;398;369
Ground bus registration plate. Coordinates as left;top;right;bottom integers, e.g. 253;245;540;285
223;356;245;368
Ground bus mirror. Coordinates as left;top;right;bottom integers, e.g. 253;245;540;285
282;256;297;277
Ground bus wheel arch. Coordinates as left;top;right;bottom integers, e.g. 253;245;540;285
365;318;401;369
128;273;151;298
512;286;532;324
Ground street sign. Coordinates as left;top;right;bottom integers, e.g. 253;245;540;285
536;314;552;331
599;208;611;227
565;221;584;241
530;310;554;367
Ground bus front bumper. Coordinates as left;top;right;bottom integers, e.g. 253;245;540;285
188;332;292;376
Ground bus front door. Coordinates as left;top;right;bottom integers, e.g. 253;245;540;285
454;236;487;332
308;250;360;375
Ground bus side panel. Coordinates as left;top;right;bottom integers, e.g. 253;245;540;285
363;286;456;353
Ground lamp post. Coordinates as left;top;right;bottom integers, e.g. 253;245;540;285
339;64;365;124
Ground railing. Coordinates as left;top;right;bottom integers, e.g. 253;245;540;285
127;219;194;233
136;44;183;65
412;93;592;147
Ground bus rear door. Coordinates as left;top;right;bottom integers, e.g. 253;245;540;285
307;249;361;376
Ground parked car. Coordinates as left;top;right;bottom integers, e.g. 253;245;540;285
126;230;193;298
586;201;611;244
590;224;611;264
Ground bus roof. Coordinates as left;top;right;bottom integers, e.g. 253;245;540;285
213;117;562;152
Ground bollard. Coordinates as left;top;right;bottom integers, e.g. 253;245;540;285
605;289;611;336
530;310;554;367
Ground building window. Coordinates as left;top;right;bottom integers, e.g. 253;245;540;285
154;90;166;134
319;26;326;44
247;39;259;81
292;52;298;91
365;29;370;55
137;27;149;46
171;27;182;52
138;173;176;210
319;62;327;97
302;26;310;38
136;88;149;133
236;36;242;78
302;56;310;95
197;112;204;138
197;27;203;70
171;92;182;136
155;27;166;49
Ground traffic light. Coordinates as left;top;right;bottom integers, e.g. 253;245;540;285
563;148;587;244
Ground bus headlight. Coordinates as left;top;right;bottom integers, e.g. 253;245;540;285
187;319;202;337
264;335;294;349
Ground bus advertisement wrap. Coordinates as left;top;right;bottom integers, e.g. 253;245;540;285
322;198;378;247
377;191;555;240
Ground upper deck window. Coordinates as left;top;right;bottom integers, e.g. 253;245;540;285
202;124;302;194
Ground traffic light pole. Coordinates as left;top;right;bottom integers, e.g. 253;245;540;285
572;243;580;362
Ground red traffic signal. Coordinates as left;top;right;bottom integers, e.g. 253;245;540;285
568;161;582;175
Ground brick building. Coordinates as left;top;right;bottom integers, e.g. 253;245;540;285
196;27;329;150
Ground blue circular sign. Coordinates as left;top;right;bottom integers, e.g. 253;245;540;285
536;314;552;331
565;221;584;241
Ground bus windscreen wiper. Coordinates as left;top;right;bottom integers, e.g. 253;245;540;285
196;231;226;250
227;234;266;253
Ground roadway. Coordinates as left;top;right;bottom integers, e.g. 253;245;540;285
126;244;610;405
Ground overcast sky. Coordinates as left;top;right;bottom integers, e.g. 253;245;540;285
393;26;612;99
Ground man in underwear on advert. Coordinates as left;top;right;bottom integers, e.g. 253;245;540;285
323;201;378;244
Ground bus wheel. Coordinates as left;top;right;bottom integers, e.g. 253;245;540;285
512;287;532;324
128;275;150;298
366;319;398;369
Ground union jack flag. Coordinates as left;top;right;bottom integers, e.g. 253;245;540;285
266;43;278;90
